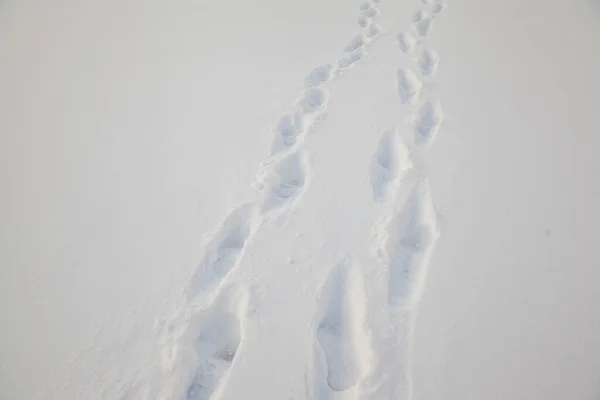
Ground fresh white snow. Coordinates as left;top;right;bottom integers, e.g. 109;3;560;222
2;0;600;399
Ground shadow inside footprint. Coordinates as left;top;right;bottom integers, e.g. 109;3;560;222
187;313;241;400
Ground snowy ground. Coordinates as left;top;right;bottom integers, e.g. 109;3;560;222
2;0;600;399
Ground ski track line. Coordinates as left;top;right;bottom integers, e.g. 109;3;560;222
366;1;446;398
313;258;374;400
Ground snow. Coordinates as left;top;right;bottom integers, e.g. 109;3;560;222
1;0;600;399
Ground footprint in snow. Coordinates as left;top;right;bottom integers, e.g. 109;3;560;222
397;32;417;54
271;113;305;154
382;182;439;305
305;64;333;88
366;23;381;39
422;0;446;14
370;129;412;202
299;87;328;114
186;204;258;300
184;290;247;400
345;34;366;53
413;9;429;23
413;99;443;145
418;48;440;76
432;3;446;14
338;49;364;70
357;14;370;28
397;68;422;105
314;259;373;398
415;16;434;37
259;150;309;214
359;2;378;18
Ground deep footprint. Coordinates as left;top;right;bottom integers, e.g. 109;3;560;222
299;87;328;114
415;16;434;37
397;68;422;104
345;34;366;53
414;99;443;145
419;48;440;76
315;260;371;395
432;3;445;14
413;9;429;23
187;204;258;299
271;113;305;154
358;14;369;27
185;296;244;400
397;32;416;54
260;150;309;213
339;49;364;69
366;23;381;39
305;65;333;88
384;182;438;305
370;129;412;202
360;5;377;18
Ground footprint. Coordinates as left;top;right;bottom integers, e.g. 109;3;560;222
260;150;309;213
184;290;246;400
359;4;378;18
358;14;369;27
412;9;429;23
305;65;333;88
344;34;366;53
397;32;416;54
418;48;440;76
432;3;446;14
413;99;443;145
358;1;378;28
415;16;434;37
187;204;258;299
315;259;371;394
384;182;438;305
338;49;364;69
359;2;372;11
370;129;412;202
366;23;381;39
299;87;328;114
271;113;305;154
397;68;422;105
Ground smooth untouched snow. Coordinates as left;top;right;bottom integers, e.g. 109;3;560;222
1;0;600;400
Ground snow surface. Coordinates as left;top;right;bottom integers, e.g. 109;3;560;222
1;0;600;399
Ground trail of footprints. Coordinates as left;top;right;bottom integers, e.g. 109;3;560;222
175;2;385;399
166;0;447;398
314;259;373;400
172;287;248;400
384;0;445;311
186;0;383;303
367;0;445;397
